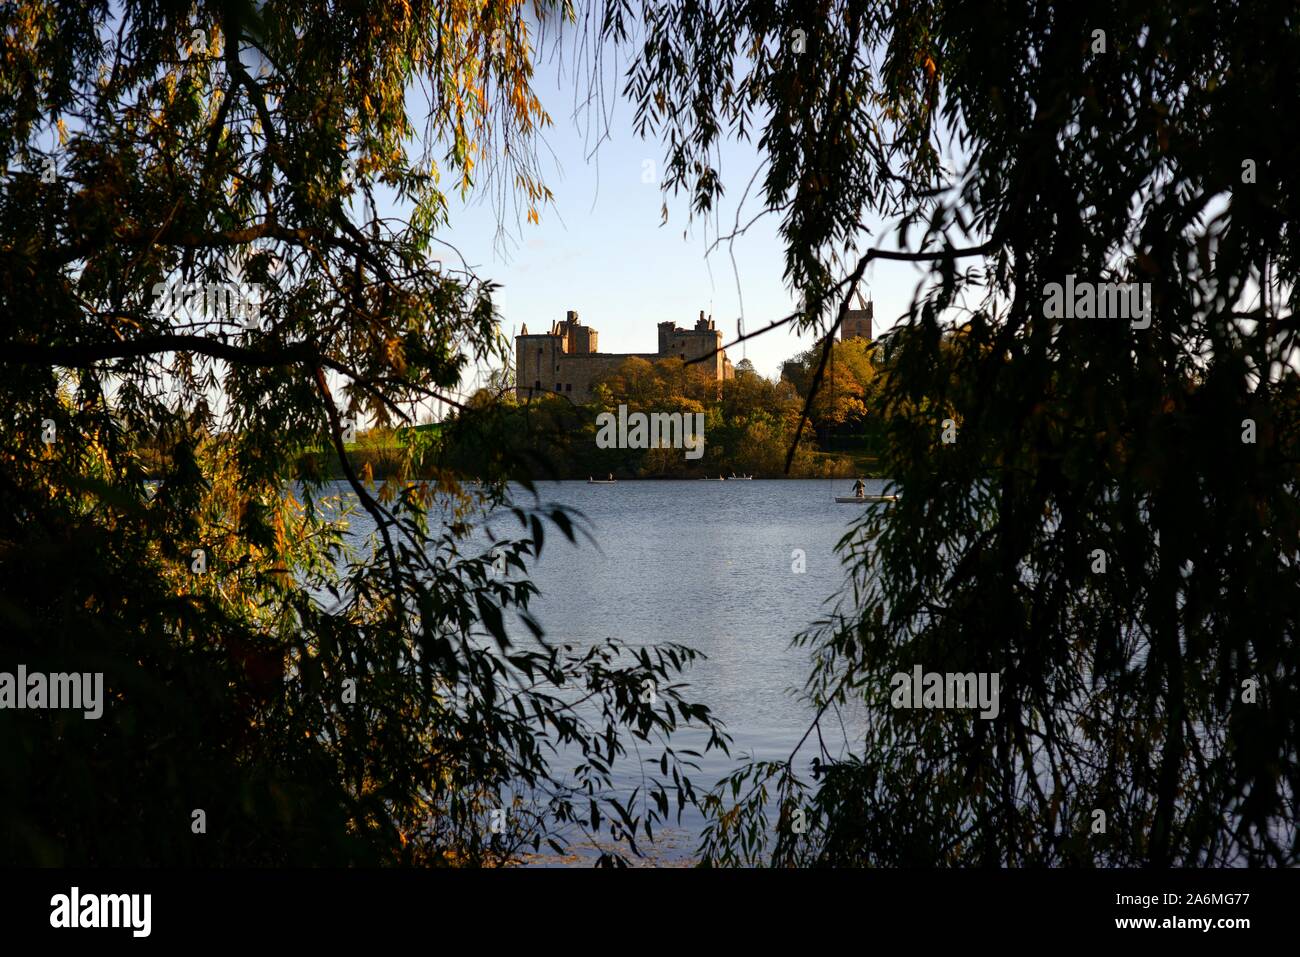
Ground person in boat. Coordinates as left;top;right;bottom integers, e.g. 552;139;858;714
852;477;866;499
608;473;613;482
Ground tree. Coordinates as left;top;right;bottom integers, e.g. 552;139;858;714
0;0;727;865
782;337;877;435
614;1;1300;866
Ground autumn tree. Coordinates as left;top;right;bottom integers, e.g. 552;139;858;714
781;337;878;447
0;0;726;865
613;0;1300;866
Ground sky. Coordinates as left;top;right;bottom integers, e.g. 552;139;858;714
419;41;932;393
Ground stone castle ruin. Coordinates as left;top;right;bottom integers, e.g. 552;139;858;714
840;299;874;342
515;310;735;400
779;298;874;385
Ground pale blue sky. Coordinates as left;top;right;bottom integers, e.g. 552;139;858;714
427;48;931;388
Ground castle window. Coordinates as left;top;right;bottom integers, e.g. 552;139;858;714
565;383;572;392
556;382;561;391
534;380;541;390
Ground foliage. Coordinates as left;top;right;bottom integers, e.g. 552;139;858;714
612;0;1300;865
441;357;851;478
0;0;728;865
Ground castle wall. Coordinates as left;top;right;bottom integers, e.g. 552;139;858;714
516;334;566;397
683;331;727;381
554;352;658;398
841;304;873;342
515;310;736;400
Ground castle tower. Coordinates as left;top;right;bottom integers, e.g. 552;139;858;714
515;308;733;400
841;299;873;342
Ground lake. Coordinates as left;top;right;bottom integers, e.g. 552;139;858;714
338;478;889;863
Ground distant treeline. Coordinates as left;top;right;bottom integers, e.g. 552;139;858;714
131;341;889;481
437;339;887;480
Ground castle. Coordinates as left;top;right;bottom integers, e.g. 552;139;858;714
515;310;735;400
779;299;874;384
840;299;874;342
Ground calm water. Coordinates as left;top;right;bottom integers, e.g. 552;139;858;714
337;478;890;862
